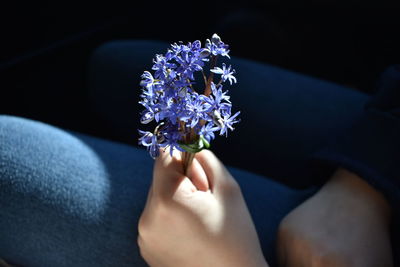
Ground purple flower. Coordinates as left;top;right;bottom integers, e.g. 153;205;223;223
138;34;240;158
206;34;230;58
157;96;184;123
180;93;211;128
140;71;157;89
210;63;237;85
208;82;232;113
219;111;241;137
138;130;160;158
199;123;219;143
152;54;176;80
160;123;185;156
174;44;206;80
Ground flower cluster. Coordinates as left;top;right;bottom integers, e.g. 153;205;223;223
138;34;240;158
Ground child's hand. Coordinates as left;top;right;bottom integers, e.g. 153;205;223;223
277;168;393;267
138;149;268;267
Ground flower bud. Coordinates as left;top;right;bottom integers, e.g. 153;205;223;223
140;111;154;124
211;33;221;45
192;40;201;49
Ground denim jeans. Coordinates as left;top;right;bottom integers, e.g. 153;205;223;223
0;41;396;266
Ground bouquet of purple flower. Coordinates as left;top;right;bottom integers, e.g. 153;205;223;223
138;34;240;173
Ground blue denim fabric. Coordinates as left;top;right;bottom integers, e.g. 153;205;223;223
88;41;370;188
0;115;315;266
1;40;398;266
308;65;400;211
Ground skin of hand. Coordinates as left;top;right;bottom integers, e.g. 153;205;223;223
138;149;268;267
277;167;393;267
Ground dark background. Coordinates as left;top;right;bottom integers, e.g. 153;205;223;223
1;1;399;184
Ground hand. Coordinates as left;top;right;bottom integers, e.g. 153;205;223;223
138;149;268;267
277;168;393;267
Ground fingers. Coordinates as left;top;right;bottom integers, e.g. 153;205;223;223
152;148;186;199
153;147;182;177
195;149;234;194
152;148;234;199
152;148;208;199
186;157;209;192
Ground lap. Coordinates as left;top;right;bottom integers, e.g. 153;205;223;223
88;40;370;187
0;115;152;266
0;115;313;266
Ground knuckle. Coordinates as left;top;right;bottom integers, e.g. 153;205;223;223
221;177;241;195
198;148;214;158
138;214;148;237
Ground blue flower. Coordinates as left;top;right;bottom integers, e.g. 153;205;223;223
138;130;160;158
138;130;153;146
181;93;211;128
140;71;157;88
210;63;237;85
139;98;159;122
174;44;206;80
160;123;185;156
206;34;230;58
219;111;240;137
138;34;240;158
199;123;219;143
157;96;184;123
209;82;232;113
152;54;176;80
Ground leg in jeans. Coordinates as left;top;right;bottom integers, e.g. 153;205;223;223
88;41;370;187
0;41;373;266
0;115;313;266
